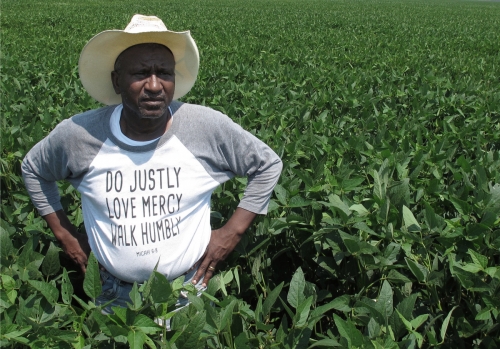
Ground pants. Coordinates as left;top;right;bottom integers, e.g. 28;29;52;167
95;268;206;330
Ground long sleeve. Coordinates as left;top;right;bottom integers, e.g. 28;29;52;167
170;101;283;214
21;106;113;216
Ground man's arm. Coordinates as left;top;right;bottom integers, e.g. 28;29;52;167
22;143;90;272
43;210;90;273
179;107;282;286
192;207;256;287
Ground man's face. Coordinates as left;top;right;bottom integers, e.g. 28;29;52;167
111;44;175;120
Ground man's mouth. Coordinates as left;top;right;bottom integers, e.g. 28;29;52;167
141;99;165;108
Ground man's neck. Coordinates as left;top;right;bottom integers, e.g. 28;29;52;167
119;109;172;142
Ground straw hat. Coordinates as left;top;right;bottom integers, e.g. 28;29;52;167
78;14;199;105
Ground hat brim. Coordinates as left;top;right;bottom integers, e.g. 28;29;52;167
78;30;199;105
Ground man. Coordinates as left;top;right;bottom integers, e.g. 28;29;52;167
21;15;282;311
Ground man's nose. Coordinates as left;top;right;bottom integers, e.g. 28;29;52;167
145;74;162;93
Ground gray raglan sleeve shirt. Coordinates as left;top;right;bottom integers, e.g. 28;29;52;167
22;102;282;282
22;102;283;217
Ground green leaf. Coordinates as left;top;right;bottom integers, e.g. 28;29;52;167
467;249;488;269
484;183;500;214
220;299;237;331
175;310;205;349
333;313;364;348
150;271;172;303
287;267;306;309
113;307;138;327
383;243;401;263
133;314;162;334
234;267;240;294
373;170;385;202
390;293;418;338
1;274;16;290
127;329;146;349
355;298;386;326
342;177;365;191
353;222;379;237
423;202;444;232
410;314;428;329
309;297;347;326
448;196;471;215
1;326;32;340
405;257;427;283
402;205;421;232
72;295;91;311
340;232;378;255
279;296;295;320
484;267;500;279
388;178;410;208
186;293;204;312
171;275;185;291
395;309;413;331
274;184;288;206
456;155;471;172
28;280;59;305
376;280;393;320
290;167;314;187
219;271;228;296
83;252;101;299
17;236;39;268
5;289;17;305
308;338;341;348
255;294;263;322
414;331;424;348
440;306;458;343
343;239;361;254
328;194;352;217
368;317;381;338
0;291;12;308
41;242;60;276
61;268;74;305
263;282;284;319
0;226;14;257
288;195;310;207
294;296;313;328
387;269;411;284
128;282;142;310
144;334;156;349
474;308;491;321
139;271;155;301
328;295;351;312
349;204;370;216
460;264;483;273
91;309;112;336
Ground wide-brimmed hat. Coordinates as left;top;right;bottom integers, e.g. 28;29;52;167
78;14;199;105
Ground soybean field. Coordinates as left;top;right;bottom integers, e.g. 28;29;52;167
1;0;500;348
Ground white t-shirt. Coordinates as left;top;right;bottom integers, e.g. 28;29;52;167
22;102;283;283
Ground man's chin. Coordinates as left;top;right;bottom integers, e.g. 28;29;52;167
138;107;169;119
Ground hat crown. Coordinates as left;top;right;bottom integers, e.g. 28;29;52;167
79;14;199;104
124;14;168;33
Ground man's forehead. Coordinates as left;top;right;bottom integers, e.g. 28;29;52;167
120;43;173;56
115;43;174;68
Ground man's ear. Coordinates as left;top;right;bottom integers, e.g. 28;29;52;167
111;70;121;94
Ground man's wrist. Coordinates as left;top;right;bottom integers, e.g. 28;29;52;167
221;207;257;236
52;228;78;244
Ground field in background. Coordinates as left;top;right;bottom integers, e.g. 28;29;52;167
1;0;499;348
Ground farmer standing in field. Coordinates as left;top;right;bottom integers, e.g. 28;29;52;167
21;14;282;313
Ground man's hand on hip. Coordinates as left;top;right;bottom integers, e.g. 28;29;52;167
60;231;91;273
193;207;256;287
43;210;91;273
